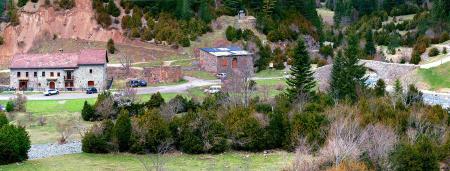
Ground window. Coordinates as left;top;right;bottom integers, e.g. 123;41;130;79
42;72;45;77
232;58;238;68
50;72;54;77
34;72;37;77
57;72;60;77
25;72;28;77
89;69;93;74
221;59;228;67
17;72;21;77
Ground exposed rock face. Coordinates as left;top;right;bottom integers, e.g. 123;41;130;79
0;0;127;66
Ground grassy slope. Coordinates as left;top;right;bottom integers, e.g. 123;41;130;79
0;152;292;171
418;62;450;90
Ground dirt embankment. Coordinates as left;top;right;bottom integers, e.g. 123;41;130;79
0;0;127;66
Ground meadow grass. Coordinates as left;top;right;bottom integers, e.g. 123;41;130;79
418;62;450;90
0;151;293;171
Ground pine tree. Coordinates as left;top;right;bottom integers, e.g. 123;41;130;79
330;34;366;102
374;79;386;97
431;0;446;32
199;0;213;23
394;78;403;95
262;0;276;15
113;109;131;152
364;30;376;56
107;0;121;17
175;0;193;20
107;38;115;54
223;0;241;15
285;38;316;101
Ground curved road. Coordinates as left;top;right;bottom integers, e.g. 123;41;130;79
0;76;220;101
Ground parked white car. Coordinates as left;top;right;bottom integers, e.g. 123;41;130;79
216;73;227;79
204;85;222;94
43;89;59;96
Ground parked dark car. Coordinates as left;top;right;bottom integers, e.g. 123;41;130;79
86;87;98;94
129;80;148;87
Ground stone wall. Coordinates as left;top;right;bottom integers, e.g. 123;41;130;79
143;66;182;84
199;50;218;73
74;65;107;90
217;55;254;76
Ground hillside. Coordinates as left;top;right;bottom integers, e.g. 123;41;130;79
0;0;127;66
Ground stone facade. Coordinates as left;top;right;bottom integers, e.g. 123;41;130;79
10;64;107;91
9;49;108;91
143;66;183;84
199;47;254;76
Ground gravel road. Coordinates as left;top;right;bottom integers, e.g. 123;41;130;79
28;141;82;160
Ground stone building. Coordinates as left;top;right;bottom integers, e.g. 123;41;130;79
143;66;183;84
9;49;108;91
199;47;254;76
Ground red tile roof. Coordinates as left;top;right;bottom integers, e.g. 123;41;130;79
10;49;108;69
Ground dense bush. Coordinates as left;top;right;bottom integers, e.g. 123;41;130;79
0;36;4;45
81;101;95;121
107;38;115;54
5;101;14;112
0;124;31;165
319;45;334;58
225;26;242;42
391;137;439;171
82;131;110;153
96;11;112;28
17;0;28;7
177;110;228;154
288;111;329;151
428;47;440;57
223;107;265;151
106;0;120;17
0;112;8;127
145;92;165;109
113;110;131;152
59;0;75;9
131;109;171;153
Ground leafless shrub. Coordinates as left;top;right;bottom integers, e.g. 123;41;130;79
259;85;270;102
114;86;137;108
10;93;27;112
160;98;185;120
120;56;133;77
320;117;369;166
407;110;448;144
139;139;174;171
361;124;398;170
275;83;285;91
6;112;16;121
56;117;77;144
96;96;116;120
37;116;47;126
224;70;254;107
287;139;322;171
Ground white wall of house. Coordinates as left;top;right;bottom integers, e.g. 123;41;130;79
10;64;107;91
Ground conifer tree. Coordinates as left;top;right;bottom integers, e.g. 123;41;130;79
374;79;386;97
394;78;403;95
330;34;366;102
113;109;131;152
364;30;376;56
285;38;316;101
107;0;121;17
199;0;213;23
176;0;192;20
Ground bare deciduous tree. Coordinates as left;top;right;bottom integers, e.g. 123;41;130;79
10;93;27;112
224;70;255;107
120;55;133;77
361;124;398;170
96;96;116;120
114;85;137;108
56;117;77;144
139;139;174;171
320;117;369;166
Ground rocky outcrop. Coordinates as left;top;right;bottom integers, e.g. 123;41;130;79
0;0;127;66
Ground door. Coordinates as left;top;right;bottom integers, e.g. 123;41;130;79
19;81;28;91
88;81;95;87
49;81;55;89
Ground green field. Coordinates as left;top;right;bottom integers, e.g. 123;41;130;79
255;69;285;78
418;62;450;90
184;70;217;80
0;152;293;171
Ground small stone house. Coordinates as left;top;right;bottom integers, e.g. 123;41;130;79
9;49;108;91
199;47;254;76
